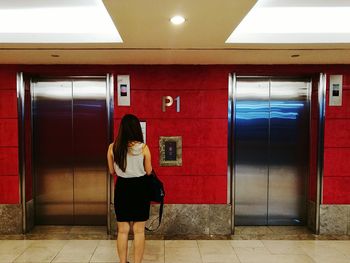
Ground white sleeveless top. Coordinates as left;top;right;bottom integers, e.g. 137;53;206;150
114;142;146;178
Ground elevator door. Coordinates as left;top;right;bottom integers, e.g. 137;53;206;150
33;79;108;225
234;77;310;226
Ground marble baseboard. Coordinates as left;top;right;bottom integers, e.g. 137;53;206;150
320;205;350;235
109;204;232;236
0;204;22;234
26;200;34;232
307;200;316;232
209;205;232;235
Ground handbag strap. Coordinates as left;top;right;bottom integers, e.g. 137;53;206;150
145;200;164;232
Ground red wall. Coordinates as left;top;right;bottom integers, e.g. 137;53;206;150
323;75;350;204
0;65;349;205
0;70;19;204
113;66;229;203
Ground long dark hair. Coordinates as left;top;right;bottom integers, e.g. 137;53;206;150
113;114;144;172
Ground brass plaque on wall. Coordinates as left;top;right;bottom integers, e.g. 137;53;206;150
159;136;182;166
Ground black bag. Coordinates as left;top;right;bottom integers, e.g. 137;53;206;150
146;170;165;231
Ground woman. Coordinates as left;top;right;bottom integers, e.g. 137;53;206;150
107;114;152;263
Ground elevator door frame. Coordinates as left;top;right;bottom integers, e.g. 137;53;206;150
228;74;326;234
17;74;114;233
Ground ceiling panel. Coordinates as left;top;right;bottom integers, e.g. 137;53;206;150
0;0;350;64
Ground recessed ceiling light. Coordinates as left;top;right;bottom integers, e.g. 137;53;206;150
170;15;185;25
0;0;122;43
226;0;350;43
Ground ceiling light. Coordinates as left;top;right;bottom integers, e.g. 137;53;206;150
226;0;350;43
0;0;122;43
170;16;185;25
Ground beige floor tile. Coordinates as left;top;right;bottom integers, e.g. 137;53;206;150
0;240;33;263
142;253;165;263
200;254;239;263
230;240;265;248
299;240;331;248
127;240;164;263
165;247;202;263
14;247;60;262
0;240;33;251
98;240;132;247
235;247;271;256
30;240;67;247
97;240;117;247
197;240;232;250
301;244;347;258
262;240;306;255
144;240;164;255
90;245;118;263
238;254;315;263
327;240;350;257
311;257;350;263
234;247;273;263
165;240;198;248
52;240;99;263
198;240;239;263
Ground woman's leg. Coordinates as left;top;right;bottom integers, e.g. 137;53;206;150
117;222;130;263
133;221;146;263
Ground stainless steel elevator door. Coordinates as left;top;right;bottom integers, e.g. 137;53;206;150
33;79;108;225
268;80;310;225
234;77;310;226
234;79;270;225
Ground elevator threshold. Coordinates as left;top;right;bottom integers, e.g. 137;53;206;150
233;226;314;239
27;225;109;239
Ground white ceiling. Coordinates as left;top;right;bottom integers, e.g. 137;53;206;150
0;0;350;64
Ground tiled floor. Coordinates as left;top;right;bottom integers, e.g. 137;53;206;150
1;226;350;262
1;239;350;263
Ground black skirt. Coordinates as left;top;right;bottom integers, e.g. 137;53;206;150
114;175;150;222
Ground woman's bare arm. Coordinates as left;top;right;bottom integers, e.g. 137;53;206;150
143;144;152;175
107;143;115;175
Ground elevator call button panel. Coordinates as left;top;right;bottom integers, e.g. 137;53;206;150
117;75;130;106
329;75;343;106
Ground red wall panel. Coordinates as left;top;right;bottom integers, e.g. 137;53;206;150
115;90;227;119
149;147;227;177
124;66;228;91
323;177;350;204
323;74;350;204
0;175;19;204
0;91;17;118
0;147;19;176
324;119;350;147
0;70;16;90
0;119;18;147
342;75;350;89
114;118;227;148
324;148;350;177
161;175;227;204
325;90;350;119
0;69;18;204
